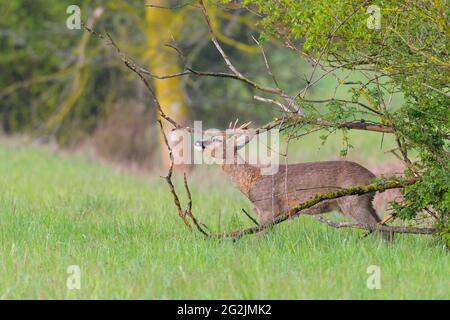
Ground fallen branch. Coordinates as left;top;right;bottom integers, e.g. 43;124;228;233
314;216;435;235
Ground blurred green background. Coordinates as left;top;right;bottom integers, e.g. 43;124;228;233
0;0;404;170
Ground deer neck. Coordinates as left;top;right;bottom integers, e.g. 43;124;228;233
220;155;262;196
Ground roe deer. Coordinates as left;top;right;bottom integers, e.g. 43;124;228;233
194;123;392;240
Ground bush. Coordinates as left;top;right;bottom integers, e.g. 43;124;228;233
222;0;449;245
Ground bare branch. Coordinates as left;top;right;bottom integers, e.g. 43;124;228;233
300;0;370;99
241;208;259;227
422;83;450;98
313;216;360;228
145;2;195;10
254;95;290;113
85;26;450;142
183;173;210;236
261;115;396;135
314;216;435;235
157;120;192;229
251;34;281;90
198;0;304;115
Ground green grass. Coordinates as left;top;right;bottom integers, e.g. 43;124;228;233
0;140;448;299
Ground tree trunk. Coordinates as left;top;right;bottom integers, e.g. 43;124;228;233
145;1;189;170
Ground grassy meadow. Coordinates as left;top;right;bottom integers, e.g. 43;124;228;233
0;134;448;299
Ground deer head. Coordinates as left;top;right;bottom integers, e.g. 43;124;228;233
194;120;253;165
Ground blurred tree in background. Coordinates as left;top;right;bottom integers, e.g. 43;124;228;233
146;0;188;168
0;0;148;147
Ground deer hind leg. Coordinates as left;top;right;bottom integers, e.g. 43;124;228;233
337;194;394;241
250;208;271;237
338;194;380;225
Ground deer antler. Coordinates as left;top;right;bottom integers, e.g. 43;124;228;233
229;118;240;131
238;121;252;130
228;119;252;133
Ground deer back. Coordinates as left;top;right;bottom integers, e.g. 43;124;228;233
247;161;376;213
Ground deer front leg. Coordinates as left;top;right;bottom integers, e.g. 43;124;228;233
337;194;394;241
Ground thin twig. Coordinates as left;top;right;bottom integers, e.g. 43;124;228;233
198;0;304;114
145;2;195;10
254;96;291;113
157;120;192;229
314;216;435;235
183;173;210;236
241;208;259;226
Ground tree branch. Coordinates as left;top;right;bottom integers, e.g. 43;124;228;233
212;177;435;240
314;216;435;235
157;120;192;229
